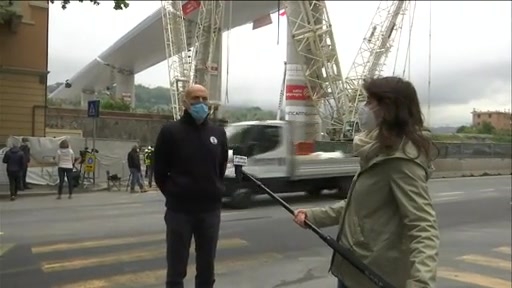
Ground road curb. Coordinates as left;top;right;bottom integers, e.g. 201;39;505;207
0;187;111;200
0;187;159;200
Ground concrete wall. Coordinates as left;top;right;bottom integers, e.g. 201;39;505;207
46;107;171;145
0;1;49;144
432;158;511;179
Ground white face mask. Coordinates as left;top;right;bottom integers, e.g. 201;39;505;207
358;105;377;131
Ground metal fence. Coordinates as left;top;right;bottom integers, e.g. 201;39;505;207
315;141;512;159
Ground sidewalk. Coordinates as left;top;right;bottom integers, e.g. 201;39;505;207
0;183;108;199
0;182;159;200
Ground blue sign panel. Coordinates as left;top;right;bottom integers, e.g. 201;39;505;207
87;100;100;118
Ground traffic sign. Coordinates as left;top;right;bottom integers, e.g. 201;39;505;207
84;153;96;173
87;100;100;118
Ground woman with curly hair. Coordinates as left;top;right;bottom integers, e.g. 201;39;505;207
294;76;440;288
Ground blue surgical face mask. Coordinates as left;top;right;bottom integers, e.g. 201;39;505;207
189;103;209;122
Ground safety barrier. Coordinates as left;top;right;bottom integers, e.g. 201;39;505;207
315;141;512;178
315;141;512;159
431;158;511;178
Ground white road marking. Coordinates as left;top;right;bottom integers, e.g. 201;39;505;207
438;192;464;196
434;196;460;202
480;188;495;192
221;211;248;217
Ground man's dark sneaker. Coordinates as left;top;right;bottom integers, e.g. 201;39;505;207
25;186;32;190
10;196;15;201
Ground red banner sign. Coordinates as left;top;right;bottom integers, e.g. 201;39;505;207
182;1;201;17
285;85;311;101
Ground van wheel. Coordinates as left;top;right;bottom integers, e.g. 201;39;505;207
334;178;352;199
227;188;253;209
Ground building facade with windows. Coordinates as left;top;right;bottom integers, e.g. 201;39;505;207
0;1;49;144
471;109;512;131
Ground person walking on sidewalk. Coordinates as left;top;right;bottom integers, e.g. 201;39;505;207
127;145;147;193
144;146;155;188
2;144;25;201
19;137;31;190
55;139;75;199
293;77;440;288
154;84;228;288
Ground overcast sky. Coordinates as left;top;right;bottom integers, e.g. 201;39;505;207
48;1;511;127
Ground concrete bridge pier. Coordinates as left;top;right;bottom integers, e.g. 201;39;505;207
115;73;135;108
80;89;97;107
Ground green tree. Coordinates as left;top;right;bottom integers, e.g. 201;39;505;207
47;97;63;107
476;121;496;135
48;0;129;10
456;125;467;133
101;98;131;112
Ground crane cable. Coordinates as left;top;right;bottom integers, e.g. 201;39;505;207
402;1;416;79
392;2;406;76
277;0;281;45
224;0;233;104
427;0;432;127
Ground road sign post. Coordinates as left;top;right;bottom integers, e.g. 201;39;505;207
87;100;100;185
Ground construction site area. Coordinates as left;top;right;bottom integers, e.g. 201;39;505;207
0;1;511;288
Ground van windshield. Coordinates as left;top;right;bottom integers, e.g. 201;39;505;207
225;125;252;147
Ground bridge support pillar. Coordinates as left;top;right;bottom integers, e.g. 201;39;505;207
284;7;322;144
80;89;96;107
115;73;135;108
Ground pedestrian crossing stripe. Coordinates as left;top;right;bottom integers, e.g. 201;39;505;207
437;245;511;288
493;246;511;255
55;252;282;288
41;238;248;273
32;233;166;254
0;243;15;257
13;233;512;288
437;268;511;288
457;254;511;271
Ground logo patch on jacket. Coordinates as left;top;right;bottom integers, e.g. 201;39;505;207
210;136;218;145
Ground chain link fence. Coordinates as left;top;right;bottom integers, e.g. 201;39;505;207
315;141;512;159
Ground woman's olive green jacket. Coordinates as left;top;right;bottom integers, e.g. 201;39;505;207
305;137;440;288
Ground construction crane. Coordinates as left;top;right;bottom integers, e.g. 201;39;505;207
341;1;410;139
161;0;193;120
284;1;346;139
189;1;225;120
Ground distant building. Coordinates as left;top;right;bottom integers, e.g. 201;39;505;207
471;109;512;131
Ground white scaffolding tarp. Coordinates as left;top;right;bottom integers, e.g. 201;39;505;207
0;136;138;186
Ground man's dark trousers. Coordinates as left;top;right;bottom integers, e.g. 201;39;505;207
165;209;221;288
21;164;28;190
7;170;21;198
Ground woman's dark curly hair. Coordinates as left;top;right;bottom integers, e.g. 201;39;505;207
362;76;438;160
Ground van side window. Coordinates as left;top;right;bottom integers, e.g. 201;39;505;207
252;125;281;155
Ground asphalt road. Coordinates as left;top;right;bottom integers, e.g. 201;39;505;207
0;175;510;288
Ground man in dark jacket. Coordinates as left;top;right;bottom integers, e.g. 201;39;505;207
2;144;26;201
154;84;228;288
127;145;146;193
19;137;31;190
